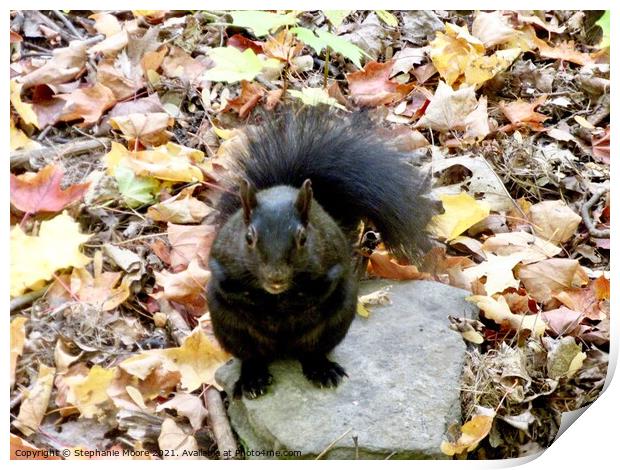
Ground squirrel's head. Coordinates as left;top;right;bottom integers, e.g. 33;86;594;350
239;179;314;295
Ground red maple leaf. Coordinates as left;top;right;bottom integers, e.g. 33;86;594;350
10;165;89;214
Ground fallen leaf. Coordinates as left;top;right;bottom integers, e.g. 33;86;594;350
226;34;264;54
67;252;132;311
10;80;39;128
167;223;215;269
367;250;431;280
11;317;28;387
471;11;517;48
147;186;211;224
109;112;173;147
288;87;347;111
390;47;426;75
18;40;88;89
467;295;547;336
441;408;495;456
545;337;586;379
500;94;549;131
156;393;208;431
105;142;205;183
591;127;610;164
204;47;281;83
346;60;414;107
482;231;561;264
538;41;592;66
158;418;199;460
58;83;117;126
463;253;524;296
120;328;230;392
114;165;160;208
517;259;589;303
161;46;207;84
430;192;490;241
554;278;609;321
10;434;62;460
65;365;117;419
541;306;585;336
528;200;582;244
11;212;91;297
263;29;303;62
13;365;56;436
224;81;265;118
154;259;210;300
90;12;122;37
416;81;485;137
10;165;89;214
10;118;42;151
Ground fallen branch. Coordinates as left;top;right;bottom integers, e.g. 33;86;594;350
10;287;47;312
10;138;111;170
205;387;238;459
581;188;610;239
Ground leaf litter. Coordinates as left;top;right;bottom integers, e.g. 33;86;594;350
9;9;609;460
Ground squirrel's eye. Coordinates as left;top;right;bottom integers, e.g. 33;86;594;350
296;226;307;247
246;226;257;247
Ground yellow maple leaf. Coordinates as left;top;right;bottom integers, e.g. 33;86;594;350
13;365;55;436
10;80;39;129
119;328;230;392
429;192;490;241
10;317;28;387
11;212;91;297
66;365;118;419
430;23;520;88
105;141;205;183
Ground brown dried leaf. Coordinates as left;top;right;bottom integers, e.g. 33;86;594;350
517;259;589;303
58;83;117;126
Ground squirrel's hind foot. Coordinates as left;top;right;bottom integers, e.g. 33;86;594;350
301;356;348;388
233;360;273;399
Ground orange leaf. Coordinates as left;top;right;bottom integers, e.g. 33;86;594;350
538;41;592;66
58;83;117;126
347;60;414;107
224;81;265;118
499;94;549;131
368;250;431;281
10;165;89;214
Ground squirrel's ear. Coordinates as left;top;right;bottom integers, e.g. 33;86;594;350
239;179;257;224
295;179;313;225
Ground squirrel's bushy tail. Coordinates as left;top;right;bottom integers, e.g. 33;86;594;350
218;106;436;261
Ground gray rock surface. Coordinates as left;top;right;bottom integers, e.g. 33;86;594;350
215;280;477;459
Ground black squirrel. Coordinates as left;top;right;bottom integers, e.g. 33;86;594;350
206;107;436;399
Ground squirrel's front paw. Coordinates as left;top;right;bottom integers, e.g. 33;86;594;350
302;358;348;388
233;368;273;400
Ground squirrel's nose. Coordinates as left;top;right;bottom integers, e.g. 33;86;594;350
263;274;290;294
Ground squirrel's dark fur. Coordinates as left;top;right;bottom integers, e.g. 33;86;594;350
207;107;436;399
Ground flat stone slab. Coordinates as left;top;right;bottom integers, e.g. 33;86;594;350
216;280;477;459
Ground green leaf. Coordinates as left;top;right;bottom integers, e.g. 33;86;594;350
115;165;159;208
375;10;398;27
291;27;326;54
316;29;365;68
230;10;298;37
288;87;347;111
291;27;366;68
594;11;610;49
203;47;280;83
324;10;351;27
